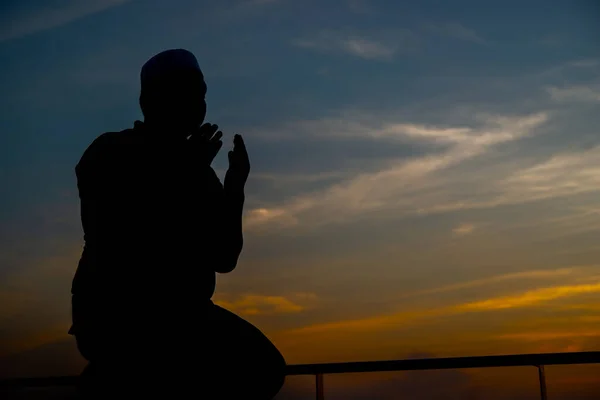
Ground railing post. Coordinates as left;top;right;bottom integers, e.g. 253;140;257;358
537;365;547;400
316;373;324;400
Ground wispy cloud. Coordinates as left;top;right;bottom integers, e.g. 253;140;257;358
0;0;131;42
457;281;600;311
342;38;396;60
293;30;417;60
405;267;589;298
538;34;565;47
244;112;549;230
452;223;475;236
294;36;395;60
499;146;600;203
547;85;600;103
245;207;299;229
244;0;279;4
347;0;374;15
283;273;600;336
568;59;599;68
496;330;600;341
423;22;485;43
214;293;317;316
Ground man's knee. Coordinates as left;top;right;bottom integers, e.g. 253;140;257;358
209;304;287;397
256;340;286;398
269;362;286;399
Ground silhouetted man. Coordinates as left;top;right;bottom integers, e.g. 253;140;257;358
69;49;286;399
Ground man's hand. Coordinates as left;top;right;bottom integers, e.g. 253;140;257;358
224;134;250;193
188;123;223;166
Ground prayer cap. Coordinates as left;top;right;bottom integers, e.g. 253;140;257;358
141;49;202;88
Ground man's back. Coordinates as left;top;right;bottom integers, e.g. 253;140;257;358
71;122;221;352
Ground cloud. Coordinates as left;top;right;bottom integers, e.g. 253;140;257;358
406;267;588;298
347;0;374;15
293;30;417;60
245;207;299;229
283;307;446;336
0;0;132;42
538;34;565;47
245;0;279;4
558;303;600;312
282;270;600;336
294;36;396;60
457;281;600;312
547;85;600;103
214;293;317;316
452;223;475;236
535;58;600;81
343;38;397;60
424;22;485;43
498;146;600;203
567;59;599;68
244;111;549;231
240;91;600;239
496;331;600;341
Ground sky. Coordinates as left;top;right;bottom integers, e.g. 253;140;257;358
1;0;600;398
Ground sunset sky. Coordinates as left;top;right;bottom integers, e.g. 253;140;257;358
1;0;600;398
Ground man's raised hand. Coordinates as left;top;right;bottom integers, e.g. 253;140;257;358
189;123;223;166
224;134;250;193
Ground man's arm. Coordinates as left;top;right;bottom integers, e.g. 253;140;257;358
213;184;245;273
203;133;250;273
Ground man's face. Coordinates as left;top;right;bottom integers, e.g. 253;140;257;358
169;70;207;130
147;69;207;132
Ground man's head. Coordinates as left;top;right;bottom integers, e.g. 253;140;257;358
139;49;207;133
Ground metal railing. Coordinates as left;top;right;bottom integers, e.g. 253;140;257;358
286;351;600;400
1;351;599;399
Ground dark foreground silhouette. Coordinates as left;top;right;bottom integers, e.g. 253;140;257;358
69;49;285;399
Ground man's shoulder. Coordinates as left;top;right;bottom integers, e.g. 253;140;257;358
88;127;138;153
76;126;139;171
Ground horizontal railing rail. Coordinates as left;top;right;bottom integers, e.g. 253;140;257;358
286;351;600;400
285;350;600;375
1;351;599;399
